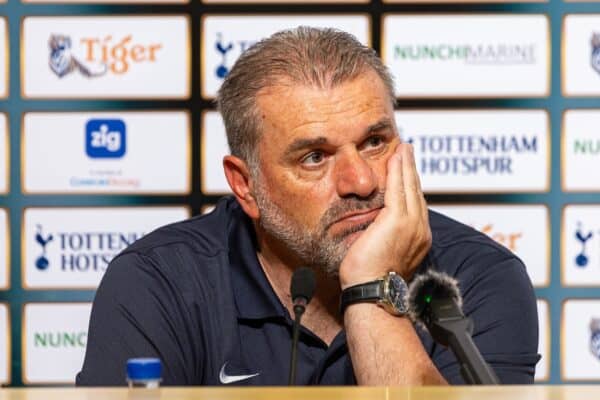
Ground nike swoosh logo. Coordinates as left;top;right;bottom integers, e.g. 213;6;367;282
219;362;260;384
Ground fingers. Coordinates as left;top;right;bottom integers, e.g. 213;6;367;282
384;145;407;215
403;144;430;225
386;143;427;217
402;144;422;216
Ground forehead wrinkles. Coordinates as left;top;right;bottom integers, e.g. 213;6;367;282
255;81;388;138
254;85;293;132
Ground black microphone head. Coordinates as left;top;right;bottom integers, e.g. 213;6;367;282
407;270;462;327
291;267;316;304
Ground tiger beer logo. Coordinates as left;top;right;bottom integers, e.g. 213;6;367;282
49;33;163;78
480;224;523;252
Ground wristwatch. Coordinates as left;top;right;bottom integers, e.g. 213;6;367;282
340;271;409;316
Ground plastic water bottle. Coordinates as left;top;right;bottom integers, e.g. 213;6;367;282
126;358;162;388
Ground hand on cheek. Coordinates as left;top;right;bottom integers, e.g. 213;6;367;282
338;143;431;290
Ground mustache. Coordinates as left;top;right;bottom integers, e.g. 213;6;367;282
321;191;385;231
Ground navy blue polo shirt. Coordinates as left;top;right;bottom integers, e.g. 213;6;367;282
76;196;539;386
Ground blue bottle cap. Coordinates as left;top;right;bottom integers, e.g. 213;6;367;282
126;358;162;381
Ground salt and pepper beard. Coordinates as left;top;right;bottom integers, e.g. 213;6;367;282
253;178;385;277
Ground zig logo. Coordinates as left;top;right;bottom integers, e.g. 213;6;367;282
85;119;126;158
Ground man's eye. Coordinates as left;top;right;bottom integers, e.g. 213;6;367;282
365;136;384;149
301;151;325;165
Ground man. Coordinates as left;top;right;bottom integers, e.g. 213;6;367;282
77;27;539;386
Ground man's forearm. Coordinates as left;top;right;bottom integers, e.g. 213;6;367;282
345;303;447;386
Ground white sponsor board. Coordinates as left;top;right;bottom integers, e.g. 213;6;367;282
396;110;549;193
562;205;600;286
23;303;91;384
25;0;187;3
0;209;8;289
562;299;600;381
22;16;189;99
385;0;546;2
0;113;8;193
202;112;230;194
23;207;189;289
202;15;370;98
204;0;367;2
563;110;600;191
204;0;366;2
431;205;549;287
536;300;550;381
563;15;600;96
23;112;190;194
383;15;549;97
0;18;7;98
0;303;9;384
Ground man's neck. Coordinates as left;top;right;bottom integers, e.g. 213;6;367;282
256;241;343;346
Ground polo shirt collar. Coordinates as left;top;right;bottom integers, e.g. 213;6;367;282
227;198;288;320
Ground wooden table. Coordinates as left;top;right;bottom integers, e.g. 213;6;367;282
0;386;599;400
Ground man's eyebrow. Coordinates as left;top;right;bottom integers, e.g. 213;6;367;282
285;137;329;155
366;118;395;134
283;118;395;155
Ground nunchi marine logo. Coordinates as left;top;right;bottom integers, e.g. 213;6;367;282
591;33;600;75
575;221;594;268
35;225;54;271
34;330;87;348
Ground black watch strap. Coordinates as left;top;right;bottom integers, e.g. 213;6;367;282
340;280;383;314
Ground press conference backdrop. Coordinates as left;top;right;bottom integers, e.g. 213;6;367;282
0;0;599;388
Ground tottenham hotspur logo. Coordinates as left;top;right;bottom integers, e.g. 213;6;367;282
35;225;53;271
591;33;600;75
48;34;107;78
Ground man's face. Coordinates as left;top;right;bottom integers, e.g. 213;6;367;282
252;70;400;275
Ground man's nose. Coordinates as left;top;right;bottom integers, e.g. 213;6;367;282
333;150;378;198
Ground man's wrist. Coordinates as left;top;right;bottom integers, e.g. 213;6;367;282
339;263;411;290
340;274;382;291
343;302;409;320
340;271;409;317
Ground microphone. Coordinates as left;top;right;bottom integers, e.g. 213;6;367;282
407;270;500;385
288;267;316;385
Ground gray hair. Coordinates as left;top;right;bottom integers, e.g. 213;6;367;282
216;26;396;170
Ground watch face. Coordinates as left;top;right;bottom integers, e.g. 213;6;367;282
387;275;408;313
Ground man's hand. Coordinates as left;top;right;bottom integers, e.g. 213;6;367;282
340;143;445;385
338;143;431;290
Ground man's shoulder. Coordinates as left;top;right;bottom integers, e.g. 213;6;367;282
123;196;244;260
104;196;250;287
425;210;538;384
427;209;526;276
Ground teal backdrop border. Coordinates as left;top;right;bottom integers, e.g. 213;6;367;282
1;0;600;387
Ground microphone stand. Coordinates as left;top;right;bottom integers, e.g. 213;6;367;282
288;298;307;385
427;298;500;385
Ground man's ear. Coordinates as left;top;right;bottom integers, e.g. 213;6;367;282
223;155;260;219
